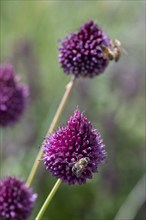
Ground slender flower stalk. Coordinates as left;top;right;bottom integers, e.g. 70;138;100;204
35;179;62;220
26;77;75;186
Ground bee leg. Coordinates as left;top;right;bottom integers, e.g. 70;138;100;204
115;57;119;62
108;52;114;60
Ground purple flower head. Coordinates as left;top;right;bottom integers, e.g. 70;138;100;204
58;20;111;78
0;176;37;220
43;109;107;185
0;64;29;127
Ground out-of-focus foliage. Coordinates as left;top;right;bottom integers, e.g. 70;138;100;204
0;1;145;220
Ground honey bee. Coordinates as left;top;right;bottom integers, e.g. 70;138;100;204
101;39;121;62
71;157;90;177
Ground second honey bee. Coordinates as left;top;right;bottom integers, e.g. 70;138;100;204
101;39;121;62
71;157;90;178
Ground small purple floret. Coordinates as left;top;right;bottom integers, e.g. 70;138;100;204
58;20;111;78
0;176;37;220
43;109;107;185
0;64;29;127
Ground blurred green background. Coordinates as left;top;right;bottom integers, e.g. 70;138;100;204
0;1;145;220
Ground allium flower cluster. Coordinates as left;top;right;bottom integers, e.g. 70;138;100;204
0;64;29;127
0;176;37;220
58;20;111;78
43;109;107;185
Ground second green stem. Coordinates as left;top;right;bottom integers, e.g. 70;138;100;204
35;179;62;220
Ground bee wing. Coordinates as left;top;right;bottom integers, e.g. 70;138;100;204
68;162;75;167
122;47;128;55
76;169;83;178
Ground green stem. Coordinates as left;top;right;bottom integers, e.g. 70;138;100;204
35;179;62;220
26;77;76;186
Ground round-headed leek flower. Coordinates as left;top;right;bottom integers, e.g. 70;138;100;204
43;109;107;185
0;64;29;127
0;176;37;220
58;20;111;78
